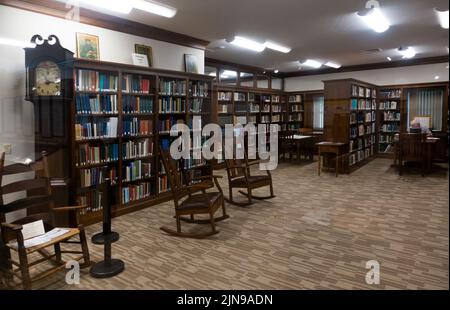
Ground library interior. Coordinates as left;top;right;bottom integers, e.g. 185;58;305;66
0;0;448;291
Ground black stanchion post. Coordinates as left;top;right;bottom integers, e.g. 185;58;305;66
90;178;125;278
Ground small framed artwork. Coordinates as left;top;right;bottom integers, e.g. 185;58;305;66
184;54;199;73
135;44;153;67
76;33;100;60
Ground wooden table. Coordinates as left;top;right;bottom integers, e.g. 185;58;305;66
392;136;440;174
292;135;315;162
316;142;346;177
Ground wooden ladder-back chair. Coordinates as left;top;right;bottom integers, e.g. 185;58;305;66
398;133;427;176
0;152;90;289
159;146;228;238
279;130;296;161
224;150;275;207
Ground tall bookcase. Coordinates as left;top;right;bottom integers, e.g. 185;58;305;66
287;93;304;131
323;79;378;173
71;59;214;225
377;88;402;156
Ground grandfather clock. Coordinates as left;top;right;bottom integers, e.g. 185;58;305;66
24;35;74;212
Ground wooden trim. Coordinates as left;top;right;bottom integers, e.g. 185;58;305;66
206;57;282;78
0;0;209;50
282;56;450;78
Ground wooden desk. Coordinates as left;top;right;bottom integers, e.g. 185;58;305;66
316;142;346;177
392;136;440;174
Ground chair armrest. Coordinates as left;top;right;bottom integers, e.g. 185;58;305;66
53;205;88;213
247;159;269;166
186;184;212;191
1;222;23;232
226;164;246;170
193;175;223;181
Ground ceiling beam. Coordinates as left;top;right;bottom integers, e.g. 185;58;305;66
0;0;210;50
281;56;450;78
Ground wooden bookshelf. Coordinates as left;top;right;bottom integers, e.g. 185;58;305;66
70;59;214;225
323;79;378;173
286;93;305;131
377;88;403;156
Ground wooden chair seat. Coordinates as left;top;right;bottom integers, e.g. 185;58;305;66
1;195;52;213
230;175;271;188
178;192;222;212
6;228;80;254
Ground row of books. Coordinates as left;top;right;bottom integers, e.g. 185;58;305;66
272;115;281;122
77;143;119;167
351;99;376;110
158;175;169;193
158;97;186;113
122;160;152;182
122;182;152;204
75;117;118;140
159;80;186;95
248;116;257;123
190;82;209;98
289;114;303;122
218;104;230;113
262;95;271;103
80;167;117;187
261;115;271;123
261;104;271;113
189;98;204;113
235;103;248;113
382;89;401;99
78;191;103;214
349;147;374;166
379;101;399;110
350;135;375;152
288;95;302;103
76;94;118;115
122;74;152;94
122;118;152;137
382;112;401;121
292;104;304;112
352;85;376;99
218;92;232;101
76;70;118;92
234;93;246;101
380;123;400;133
350;123;376;138
250;103;260;112
272;96;281;103
123;96;153;114
379;134;395;143
158;117;184;133
272;105;282;113
122;139;153;160
350;111;376;124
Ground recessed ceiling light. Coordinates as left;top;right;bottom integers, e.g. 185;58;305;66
324;61;342;69
264;41;292;54
357;1;390;33
387;57;392;61
398;47;416;59
435;9;449;29
301;59;323;68
274;69;279;74
435;75;440;80
229;36;266;52
0;37;36;48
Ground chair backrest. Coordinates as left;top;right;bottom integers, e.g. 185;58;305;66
399;133;426;161
0;152;53;221
224;146;251;181
159;146;184;201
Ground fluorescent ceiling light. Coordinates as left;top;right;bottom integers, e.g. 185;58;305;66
435;9;449;29
324;61;341;69
434;75;440;80
208;72;216;77
132;0;177;18
0;37;36;48
230;36;265;52
264;41;291;53
78;0;133;14
387;56;392;61
357;8;390;33
301;59;323;69
398;47;416;59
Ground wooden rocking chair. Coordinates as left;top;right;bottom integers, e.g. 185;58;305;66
0;152;91;289
159;146;229;238
224;152;275;207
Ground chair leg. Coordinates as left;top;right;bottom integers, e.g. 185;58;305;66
18;247;31;290
221;199;227;217
209;212;216;233
0;244;12;281
229;187;233;203
247;188;253;205
176;216;182;233
79;228;91;268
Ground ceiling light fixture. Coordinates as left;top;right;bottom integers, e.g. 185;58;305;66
324;61;342;69
229;36;266;52
301;59;323;69
387;56;392;61
78;0;133;14
435;76;440;80
0;37;36;48
357;0;390;33
398;47;416;59
264;41;292;54
274;69;279;74
132;0;177;18
435;9;449;29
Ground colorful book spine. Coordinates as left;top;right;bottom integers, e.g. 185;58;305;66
122;95;153;114
75;117;118;140
122;75;151;94
76;94;118;114
158;97;186;113
80;167;117;187
122;118;153;137
122;182;152;204
77;143;119;166
122;139;153;160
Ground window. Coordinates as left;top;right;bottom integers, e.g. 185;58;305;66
406;88;444;131
239;72;254;87
313;95;324;129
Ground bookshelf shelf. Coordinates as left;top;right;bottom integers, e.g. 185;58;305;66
377;88;403;155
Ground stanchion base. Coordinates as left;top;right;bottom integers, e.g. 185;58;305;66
91;232;120;245
90;259;125;278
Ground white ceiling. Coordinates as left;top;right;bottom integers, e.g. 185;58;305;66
78;0;449;72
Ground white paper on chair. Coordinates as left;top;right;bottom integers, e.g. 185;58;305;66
8;227;70;249
21;220;45;240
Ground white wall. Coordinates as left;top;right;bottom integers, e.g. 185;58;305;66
284;63;449;92
0;4;204;162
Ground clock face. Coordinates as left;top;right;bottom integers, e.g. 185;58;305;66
35;61;61;96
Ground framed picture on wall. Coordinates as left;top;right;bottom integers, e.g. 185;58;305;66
184;54;199;73
76;33;100;60
135;44;153;67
